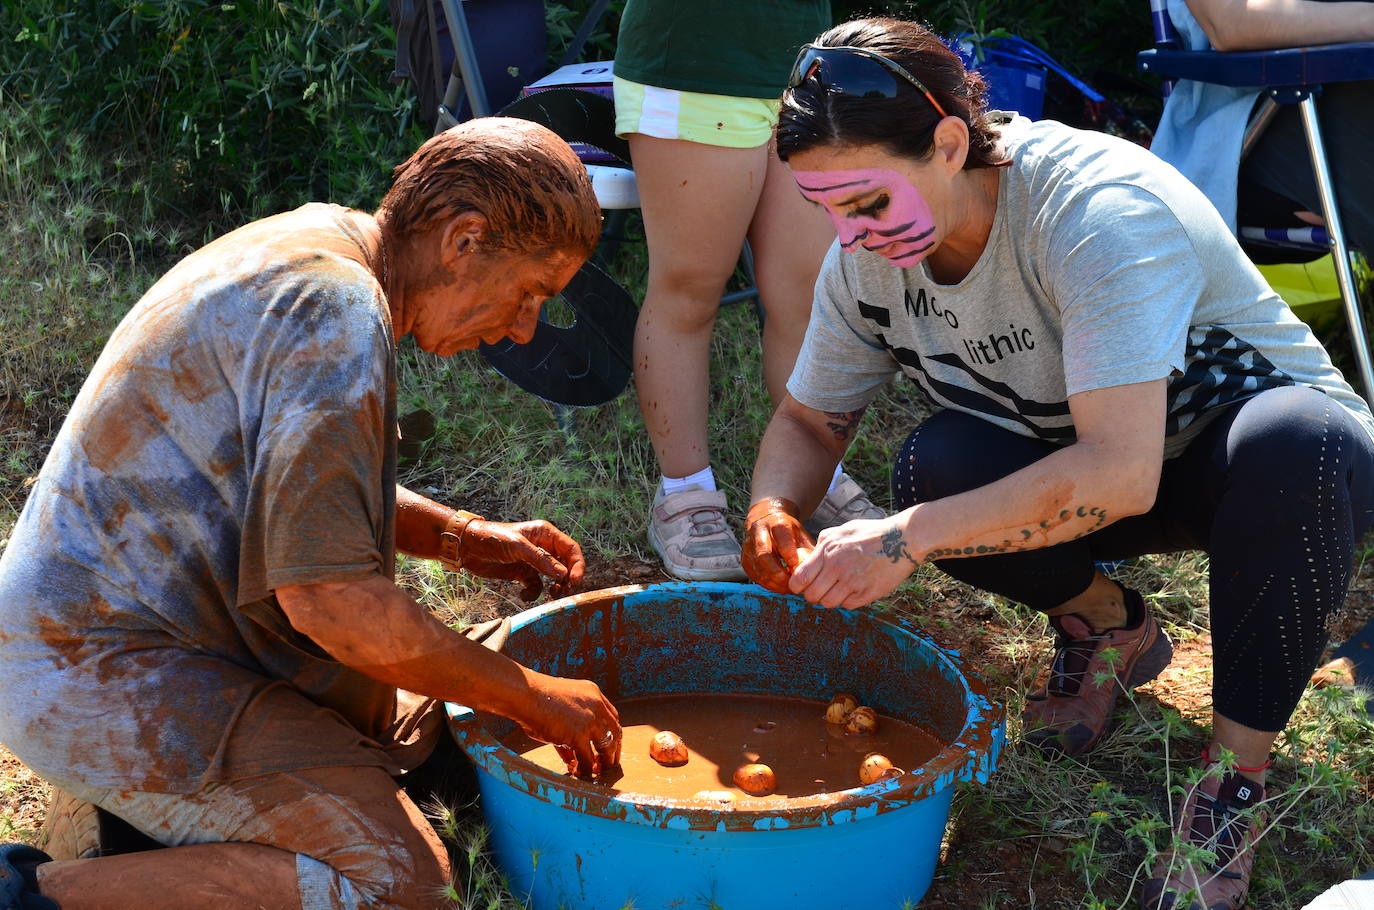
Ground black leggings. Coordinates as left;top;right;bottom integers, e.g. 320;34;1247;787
891;385;1374;731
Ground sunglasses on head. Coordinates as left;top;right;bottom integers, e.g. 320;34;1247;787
787;44;949;119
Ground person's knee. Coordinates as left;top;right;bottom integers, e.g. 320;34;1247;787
644;260;734;320
378;824;451;910
305;819;451;910
235;766;451;910
1227;385;1366;490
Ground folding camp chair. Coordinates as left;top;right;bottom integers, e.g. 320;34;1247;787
1139;0;1374;397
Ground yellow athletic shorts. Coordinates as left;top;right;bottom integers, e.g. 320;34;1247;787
613;76;781;149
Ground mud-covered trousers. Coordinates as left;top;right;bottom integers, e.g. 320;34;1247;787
890;385;1374;732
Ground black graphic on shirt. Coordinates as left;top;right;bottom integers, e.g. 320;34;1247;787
1166;326;1297;435
904;288;959;328
856;297;1074;443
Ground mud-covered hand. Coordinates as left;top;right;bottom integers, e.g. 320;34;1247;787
447;514;586;601
517;671;621;779
741;497;816;594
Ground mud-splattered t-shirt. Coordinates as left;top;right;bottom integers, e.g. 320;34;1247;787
0;203;436;793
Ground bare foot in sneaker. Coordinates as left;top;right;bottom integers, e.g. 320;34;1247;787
802;470;885;536
1022;577;1173;757
648;483;747;582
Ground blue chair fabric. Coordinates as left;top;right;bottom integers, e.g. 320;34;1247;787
1139;15;1374;397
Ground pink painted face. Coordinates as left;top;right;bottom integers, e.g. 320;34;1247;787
794;168;936;267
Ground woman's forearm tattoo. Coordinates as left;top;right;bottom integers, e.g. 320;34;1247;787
823;408;866;442
921;505;1110;562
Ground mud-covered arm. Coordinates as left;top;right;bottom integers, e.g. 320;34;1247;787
742;395;866;593
1184;0;1374;50
276;574;618;775
394;485;584;600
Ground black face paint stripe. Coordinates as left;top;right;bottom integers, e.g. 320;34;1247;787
795;178;872;193
889;242;934;261
840;230;871;250
871;218;918;237
888;226;936;244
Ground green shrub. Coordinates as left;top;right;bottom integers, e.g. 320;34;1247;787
2;0;426;219
0;0;1151;228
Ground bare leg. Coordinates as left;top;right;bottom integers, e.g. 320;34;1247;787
1210;713;1279;784
1044;571;1129;632
745;141;835;407
628;134;768;478
38;843;302;910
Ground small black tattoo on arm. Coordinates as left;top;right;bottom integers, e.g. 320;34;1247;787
880;528;919;566
823;407;867;442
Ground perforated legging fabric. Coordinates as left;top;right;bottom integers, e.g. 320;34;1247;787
891;385;1374;731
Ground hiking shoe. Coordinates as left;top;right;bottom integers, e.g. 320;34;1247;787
1021;587;1173;756
1310;656;1358;689
1141;765;1266;910
803;472;885;535
647;484;747;582
0;843;58;910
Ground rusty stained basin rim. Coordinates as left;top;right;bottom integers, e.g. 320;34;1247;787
447;582;1005;833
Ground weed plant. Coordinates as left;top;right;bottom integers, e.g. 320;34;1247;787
2;0;427;221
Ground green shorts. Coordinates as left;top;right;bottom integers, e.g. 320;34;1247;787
613;76;781;149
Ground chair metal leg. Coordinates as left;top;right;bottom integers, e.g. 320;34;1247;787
1299;95;1374;400
1239;96;1280;162
437;0;491;122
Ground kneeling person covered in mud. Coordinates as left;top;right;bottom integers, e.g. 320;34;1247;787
0;118;622;910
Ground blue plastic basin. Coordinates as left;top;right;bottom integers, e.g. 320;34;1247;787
447;582;1003;909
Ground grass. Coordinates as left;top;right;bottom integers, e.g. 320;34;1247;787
1;96;1372;910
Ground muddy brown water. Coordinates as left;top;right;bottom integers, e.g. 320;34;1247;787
503;693;944;800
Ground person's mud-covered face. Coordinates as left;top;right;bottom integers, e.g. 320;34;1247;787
410;247;582;357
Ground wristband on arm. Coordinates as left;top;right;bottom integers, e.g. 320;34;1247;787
438;510;483;571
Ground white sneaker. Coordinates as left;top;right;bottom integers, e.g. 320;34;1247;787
647;483;748;581
803;472;885;535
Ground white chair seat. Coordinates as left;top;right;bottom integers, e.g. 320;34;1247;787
586;163;639;210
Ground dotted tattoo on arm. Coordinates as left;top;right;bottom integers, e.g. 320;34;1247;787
921;505;1110;561
823;408;867;442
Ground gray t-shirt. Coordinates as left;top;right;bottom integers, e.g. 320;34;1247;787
0;204;434;794
789;117;1374;457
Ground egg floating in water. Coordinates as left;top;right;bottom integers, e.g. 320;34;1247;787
733;762;777;796
845;706;879;736
648;730;689;766
858;752;904;785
